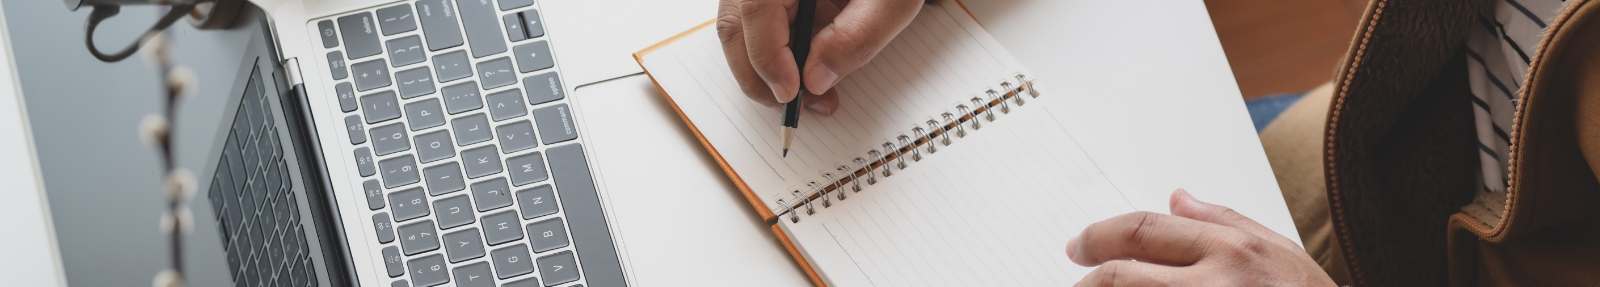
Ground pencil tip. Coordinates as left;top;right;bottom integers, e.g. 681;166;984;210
783;149;789;157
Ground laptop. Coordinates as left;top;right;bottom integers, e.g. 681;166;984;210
183;1;629;286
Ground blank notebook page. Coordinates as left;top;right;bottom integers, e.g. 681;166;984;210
640;2;1028;212
779;96;1150;286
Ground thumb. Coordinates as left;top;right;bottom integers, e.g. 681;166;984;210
802;0;923;94
1168;189;1304;252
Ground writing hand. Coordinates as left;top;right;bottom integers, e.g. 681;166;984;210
717;0;923;114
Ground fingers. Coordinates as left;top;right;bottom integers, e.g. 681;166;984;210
1167;189;1304;253
717;0;781;107
1073;260;1183;287
1068;211;1240;267
806;88;839;114
803;0;923;94
739;0;804;103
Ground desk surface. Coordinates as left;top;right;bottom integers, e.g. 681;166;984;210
0;0;1295;285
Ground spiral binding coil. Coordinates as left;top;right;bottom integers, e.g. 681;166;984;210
774;74;1037;222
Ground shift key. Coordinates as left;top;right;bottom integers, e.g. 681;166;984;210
455;0;506;58
414;0;464;51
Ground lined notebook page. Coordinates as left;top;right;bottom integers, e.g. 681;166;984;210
640;2;1028;211
779;96;1150;286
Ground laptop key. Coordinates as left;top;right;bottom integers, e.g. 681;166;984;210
376;4;417;36
389;187;431;222
503;277;540;287
432;195;476;229
354;147;376;177
460;144;502;178
363;179;385;210
512;40;553;73
386;35;427;67
361;90;401;124
391;279;409;287
336;12;382;59
547;144;627;287
498;0;533;10
423;161;466;195
327;51;348;80
442;81;483;114
378;154;421;188
533;104;578;144
497;121;538;154
405;253;450;286
505;152;547;186
536;251;580;286
415;0;464;51
316;20;338;48
452;261;495;287
503;13;526;42
454;0;507;58
479;210;523;245
398;220;441;255
516;185;558;219
335;82;357;112
344;115;367;145
404;98;447;130
374;213;396;242
526;217;569;253
395;67;436;99
522;72;563;105
486;89;526;121
352;58;392;91
451;113;493;145
443;228;487;263
413;130;456;163
477;57;517;89
470;177;512;211
380;245;403;277
432;50;473;82
520;10;545;38
490;244;535;279
369;122;411;155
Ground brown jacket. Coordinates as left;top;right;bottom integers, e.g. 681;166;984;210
1322;0;1600;285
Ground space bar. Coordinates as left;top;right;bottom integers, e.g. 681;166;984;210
546;143;628;287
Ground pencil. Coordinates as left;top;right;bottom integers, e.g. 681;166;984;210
783;0;817;157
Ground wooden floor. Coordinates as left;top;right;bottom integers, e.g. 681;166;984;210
1205;0;1370;99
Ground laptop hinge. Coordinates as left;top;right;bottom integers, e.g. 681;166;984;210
282;57;303;87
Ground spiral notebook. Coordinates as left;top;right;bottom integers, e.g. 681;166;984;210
636;1;1150;285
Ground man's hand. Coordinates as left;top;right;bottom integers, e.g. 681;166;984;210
1067;189;1336;286
716;0;923;114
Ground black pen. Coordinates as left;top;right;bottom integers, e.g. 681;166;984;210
783;0;817;157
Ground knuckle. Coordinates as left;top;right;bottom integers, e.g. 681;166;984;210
715;14;743;45
824;19;881;64
1211;231;1273;261
1096;261;1123;287
1122;211;1161;246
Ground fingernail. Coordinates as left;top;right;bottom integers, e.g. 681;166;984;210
769;81;794;103
808;63;839;93
807;101;835;115
1066;236;1082;260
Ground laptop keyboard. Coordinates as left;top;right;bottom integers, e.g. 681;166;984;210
207;67;319;287
315;1;623;286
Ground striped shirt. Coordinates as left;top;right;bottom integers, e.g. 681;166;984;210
1468;0;1569;193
